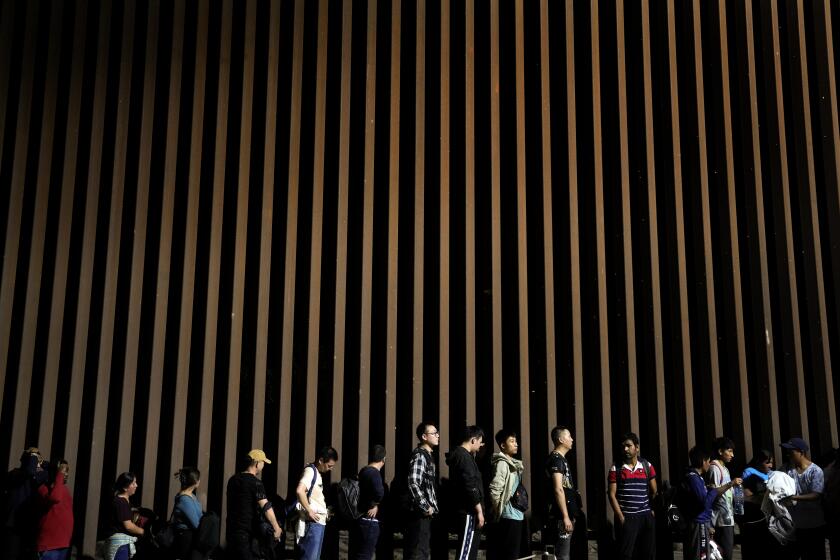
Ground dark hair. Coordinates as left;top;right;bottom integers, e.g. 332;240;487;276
114;472;137;495
495;429;517;447
416;422;437;441
551;426;570;445
369;445;386;463
621;432;640;447
748;449;774;468
174;467;201;490
318;446;339;462
713;437;735;455
688;446;710;468
462;425;485;443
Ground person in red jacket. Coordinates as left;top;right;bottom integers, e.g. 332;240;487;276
36;460;73;560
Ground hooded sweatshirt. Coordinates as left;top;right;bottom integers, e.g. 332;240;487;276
36;471;74;551
445;446;484;514
488;453;524;522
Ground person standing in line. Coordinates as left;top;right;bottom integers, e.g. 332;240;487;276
1;447;49;560
709;437;738;560
781;437;826;560
35;460;73;560
680;447;742;560
738;450;777;560
226;450;282;560
546;426;579;560
404;422;440;560
445;425;486;560
295;446;338;560
488;429;526;560
607;432;657;560
352;445;386;560
172;467;203;560
104;472;146;560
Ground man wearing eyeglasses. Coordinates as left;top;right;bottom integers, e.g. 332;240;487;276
405;422;440;560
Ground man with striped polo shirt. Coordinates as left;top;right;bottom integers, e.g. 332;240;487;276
608;432;658;560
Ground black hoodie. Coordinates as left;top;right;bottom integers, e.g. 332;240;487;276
445;446;484;514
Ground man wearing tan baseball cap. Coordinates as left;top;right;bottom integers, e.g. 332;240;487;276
226;448;281;559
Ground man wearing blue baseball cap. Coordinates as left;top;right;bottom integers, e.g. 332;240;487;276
781;437;826;559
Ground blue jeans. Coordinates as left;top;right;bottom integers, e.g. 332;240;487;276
39;550;70;560
352;518;380;560
297;522;326;560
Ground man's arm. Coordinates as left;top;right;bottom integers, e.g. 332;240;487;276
649;477;658;501
257;498;283;539
553;473;574;533
488;462;508;518
608;482;623;524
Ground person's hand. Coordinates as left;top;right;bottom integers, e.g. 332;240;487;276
305;508;321;523
616;513;625;525
366;505;379;518
274;526;283;540
425;507;434;517
563;516;574;533
477;511;485;529
732;477;743;487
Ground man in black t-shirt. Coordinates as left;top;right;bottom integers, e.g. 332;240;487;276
545;426;579;560
226;449;282;560
352;445;386;560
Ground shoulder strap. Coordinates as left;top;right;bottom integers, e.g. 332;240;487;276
307;464;318;498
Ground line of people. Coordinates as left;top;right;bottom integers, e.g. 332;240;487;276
3;429;837;560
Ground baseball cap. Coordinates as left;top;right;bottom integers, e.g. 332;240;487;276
780;437;809;453
248;449;272;464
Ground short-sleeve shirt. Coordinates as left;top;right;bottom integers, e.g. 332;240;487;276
110;496;133;536
787;463;825;529
545;452;578;518
226;472;267;537
299;465;327;525
608;460;656;514
709;461;734;527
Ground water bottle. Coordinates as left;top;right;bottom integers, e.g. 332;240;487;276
733;484;744;516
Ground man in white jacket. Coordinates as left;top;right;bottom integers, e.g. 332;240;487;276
488;429;526;560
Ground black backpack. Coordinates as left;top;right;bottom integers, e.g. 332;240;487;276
336;476;362;521
195;510;220;553
663;472;703;538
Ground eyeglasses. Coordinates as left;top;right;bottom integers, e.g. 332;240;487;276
425;431;440;436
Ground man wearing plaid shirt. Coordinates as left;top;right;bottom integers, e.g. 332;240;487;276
404;422;440;560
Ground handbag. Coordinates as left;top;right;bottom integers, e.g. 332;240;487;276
510;479;529;512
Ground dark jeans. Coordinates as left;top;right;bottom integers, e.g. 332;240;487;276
683;522;711;560
489;518;522;560
351;518;380;560
227;531;256;560
616;512;655;560
404;514;432;560
740;518;781;560
783;526;827;560
713;525;734;560
455;512;480;560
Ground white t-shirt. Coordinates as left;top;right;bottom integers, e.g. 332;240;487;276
299;464;328;525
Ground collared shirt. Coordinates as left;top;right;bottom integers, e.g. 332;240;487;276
407;446;438;514
608;459;656;514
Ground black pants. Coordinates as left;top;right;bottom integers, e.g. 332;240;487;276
713;525;734;560
489;518;522;560
404;515;432;560
784;526;827;560
226;531;256;560
455;512;480;560
616;512;655;560
683;522;711;560
740;519;782;560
